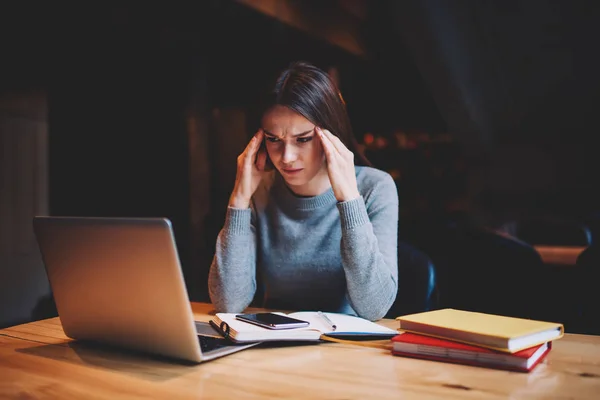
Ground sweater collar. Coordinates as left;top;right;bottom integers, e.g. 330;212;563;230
273;173;337;211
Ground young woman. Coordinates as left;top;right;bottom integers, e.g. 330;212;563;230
208;62;399;321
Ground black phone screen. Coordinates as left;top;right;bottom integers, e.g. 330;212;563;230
235;313;310;330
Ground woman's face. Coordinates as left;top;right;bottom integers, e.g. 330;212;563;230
261;105;329;196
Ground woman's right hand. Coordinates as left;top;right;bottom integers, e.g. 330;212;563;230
228;129;267;209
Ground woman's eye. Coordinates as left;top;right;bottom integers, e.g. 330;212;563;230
297;136;313;144
265;136;280;143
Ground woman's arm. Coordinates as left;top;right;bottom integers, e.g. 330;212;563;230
338;174;399;321
208;205;257;312
209;130;267;312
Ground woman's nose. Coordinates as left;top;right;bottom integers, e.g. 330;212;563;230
281;144;297;164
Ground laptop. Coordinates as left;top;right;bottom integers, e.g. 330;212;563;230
32;216;259;363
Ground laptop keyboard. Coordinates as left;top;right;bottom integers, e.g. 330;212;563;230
194;321;235;353
199;335;231;353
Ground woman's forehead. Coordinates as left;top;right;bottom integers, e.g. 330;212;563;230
262;106;314;137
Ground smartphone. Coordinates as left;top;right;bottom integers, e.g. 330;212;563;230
235;313;310;330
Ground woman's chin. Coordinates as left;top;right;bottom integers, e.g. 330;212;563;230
277;170;307;188
282;175;306;187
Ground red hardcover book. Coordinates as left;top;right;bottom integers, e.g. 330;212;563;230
391;333;551;372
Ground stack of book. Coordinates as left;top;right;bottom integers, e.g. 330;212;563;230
391;309;564;372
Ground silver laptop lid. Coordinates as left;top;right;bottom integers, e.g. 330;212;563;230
33;216;203;363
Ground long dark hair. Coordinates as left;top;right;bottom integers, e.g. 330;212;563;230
254;61;371;167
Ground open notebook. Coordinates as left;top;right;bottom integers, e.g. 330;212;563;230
211;311;398;343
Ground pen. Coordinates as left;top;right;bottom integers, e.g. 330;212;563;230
317;311;337;331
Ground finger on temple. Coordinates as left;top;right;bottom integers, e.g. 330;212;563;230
244;129;264;158
320;128;347;153
255;148;267;171
317;127;336;158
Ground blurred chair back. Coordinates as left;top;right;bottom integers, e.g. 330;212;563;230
502;216;592;247
386;241;437;318
583;212;600;245
574;245;600;334
412;224;548;321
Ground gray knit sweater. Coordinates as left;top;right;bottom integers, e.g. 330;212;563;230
208;166;399;321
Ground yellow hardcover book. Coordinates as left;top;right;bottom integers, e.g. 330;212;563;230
396;309;564;353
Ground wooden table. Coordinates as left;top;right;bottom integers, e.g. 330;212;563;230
534;245;587;266
1;303;600;399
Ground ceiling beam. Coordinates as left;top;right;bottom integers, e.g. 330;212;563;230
236;0;367;58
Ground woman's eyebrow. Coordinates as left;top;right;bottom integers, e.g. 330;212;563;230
293;128;315;137
262;128;315;138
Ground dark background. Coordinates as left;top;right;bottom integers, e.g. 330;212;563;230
2;0;599;328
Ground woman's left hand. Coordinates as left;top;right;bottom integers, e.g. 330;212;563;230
316;127;361;202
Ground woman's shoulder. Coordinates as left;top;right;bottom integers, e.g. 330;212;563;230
355;166;396;191
355;166;398;206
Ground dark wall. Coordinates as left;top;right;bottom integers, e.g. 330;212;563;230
46;4;201;292
1;3;54;327
392;0;600;224
39;1;385;301
4;0;598;327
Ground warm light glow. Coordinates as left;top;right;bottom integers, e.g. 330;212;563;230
374;136;388;149
388;169;401;180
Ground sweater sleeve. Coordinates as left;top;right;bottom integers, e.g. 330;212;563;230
337;174;399;321
208;204;257;313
